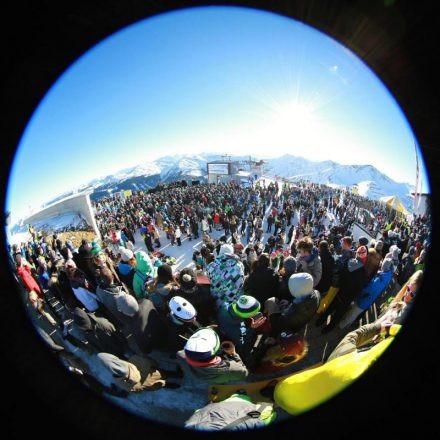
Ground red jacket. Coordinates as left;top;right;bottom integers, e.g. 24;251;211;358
17;264;42;296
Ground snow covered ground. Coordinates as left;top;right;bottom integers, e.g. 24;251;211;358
122;178;303;272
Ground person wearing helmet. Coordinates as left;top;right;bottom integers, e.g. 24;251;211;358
176;328;248;387
217;295;267;368
267;272;321;337
162;296;200;352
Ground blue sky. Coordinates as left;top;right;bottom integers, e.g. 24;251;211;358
6;5;429;223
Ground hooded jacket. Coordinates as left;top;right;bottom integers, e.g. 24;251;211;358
176;350;248;387
315;249;335;294
356;269;394;310
116;262;135;292
297;248;322;288
133;251;154;300
95;283;128;326
217;304;258;360
185;394;274;431
270;290;321;336
207;253;245;308
244;266;280;305
364;248;382;280
338;257;367;304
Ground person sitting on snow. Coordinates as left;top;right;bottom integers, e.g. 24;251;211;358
217;295;268;368
176;327;248;387
265;272;320;337
338;257;394;329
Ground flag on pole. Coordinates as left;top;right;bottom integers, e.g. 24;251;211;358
414;141;419;211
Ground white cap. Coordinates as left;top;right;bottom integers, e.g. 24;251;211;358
119;247;134;262
219;244;234;256
169;296;196;322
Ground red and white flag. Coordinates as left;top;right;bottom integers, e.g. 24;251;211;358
414;142;419;211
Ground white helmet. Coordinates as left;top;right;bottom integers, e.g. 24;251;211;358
169;296;196;322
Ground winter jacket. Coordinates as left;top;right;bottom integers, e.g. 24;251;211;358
149;282;177;312
185;394;275;431
356;269;394;310
217;304;258;362
124;298;166;354
176;350;248;387
75;311;128;358
160;315;199;352
297;248;322;287
269;290;321;336
315;250;335;294
207;253;245;308
16;264;41;295
133;251;154;300
364;248;382;280
95;284;128;326
174;285;217;326
397;255;415;286
338;258;368;305
116;262;135;292
244;267;281;305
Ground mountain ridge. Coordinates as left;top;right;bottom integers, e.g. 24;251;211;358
40;153;414;213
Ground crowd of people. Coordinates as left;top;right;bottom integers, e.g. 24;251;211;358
7;178;431;430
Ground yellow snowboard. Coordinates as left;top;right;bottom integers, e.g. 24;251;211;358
317;286;339;314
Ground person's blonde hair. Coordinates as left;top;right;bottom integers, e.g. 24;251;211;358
408;270;424;293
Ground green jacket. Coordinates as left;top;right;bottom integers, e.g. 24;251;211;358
133;251;153;300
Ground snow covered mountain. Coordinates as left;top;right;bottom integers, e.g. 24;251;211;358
265;154;414;210
43;153;414;212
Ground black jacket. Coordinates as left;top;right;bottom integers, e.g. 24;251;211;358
124;298;167;354
270;290;321;336
244;267;280;305
316;249;335;294
174;285;217;326
338;258;367;305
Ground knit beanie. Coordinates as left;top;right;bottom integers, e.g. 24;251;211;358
157;264;173;282
288;272;314;298
282;257;297;276
358;236;369;246
179;267;197;293
232;295;261;319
